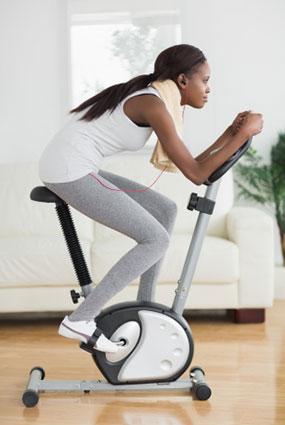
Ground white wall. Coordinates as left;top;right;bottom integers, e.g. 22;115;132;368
0;0;69;163
2;0;284;162
180;0;285;264
0;0;284;262
181;0;285;158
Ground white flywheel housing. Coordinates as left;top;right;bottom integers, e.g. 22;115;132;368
117;310;190;382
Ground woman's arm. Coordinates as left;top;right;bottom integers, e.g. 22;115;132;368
195;111;251;162
141;96;262;185
194;126;232;162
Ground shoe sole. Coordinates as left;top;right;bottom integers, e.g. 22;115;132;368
58;322;119;353
58;322;88;343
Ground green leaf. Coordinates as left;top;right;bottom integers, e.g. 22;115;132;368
234;134;285;249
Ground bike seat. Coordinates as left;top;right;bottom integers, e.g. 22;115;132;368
30;186;64;205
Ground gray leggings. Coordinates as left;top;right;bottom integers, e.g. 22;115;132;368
43;170;177;322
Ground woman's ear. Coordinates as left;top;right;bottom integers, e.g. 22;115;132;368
177;73;187;88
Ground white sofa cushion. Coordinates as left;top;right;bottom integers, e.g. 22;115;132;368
91;230;239;285
0;236;92;288
227;206;275;306
0;157;275;314
103;152;234;238
0;162;93;240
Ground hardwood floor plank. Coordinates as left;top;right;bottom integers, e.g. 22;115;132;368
0;301;284;424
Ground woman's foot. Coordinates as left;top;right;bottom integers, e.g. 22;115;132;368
58;316;119;353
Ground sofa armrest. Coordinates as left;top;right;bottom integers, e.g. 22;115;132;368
227;206;274;307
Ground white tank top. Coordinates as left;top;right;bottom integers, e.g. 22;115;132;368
39;86;161;183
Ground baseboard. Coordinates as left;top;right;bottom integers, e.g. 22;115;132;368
0;311;67;321
274;266;285;299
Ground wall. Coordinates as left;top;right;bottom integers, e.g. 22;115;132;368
180;0;285;264
0;0;69;163
0;0;284;262
181;0;285;159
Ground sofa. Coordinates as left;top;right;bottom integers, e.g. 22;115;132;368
0;150;275;322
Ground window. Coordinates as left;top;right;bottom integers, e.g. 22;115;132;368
70;12;181;106
68;4;181;149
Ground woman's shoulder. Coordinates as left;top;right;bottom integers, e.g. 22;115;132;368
143;85;162;97
124;85;162;101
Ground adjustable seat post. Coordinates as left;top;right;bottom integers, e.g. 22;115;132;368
30;186;93;302
54;200;93;296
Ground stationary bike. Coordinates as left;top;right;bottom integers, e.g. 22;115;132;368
22;138;252;407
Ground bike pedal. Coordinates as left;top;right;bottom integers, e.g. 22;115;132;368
79;342;96;354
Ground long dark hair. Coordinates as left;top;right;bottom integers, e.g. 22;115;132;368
70;44;206;121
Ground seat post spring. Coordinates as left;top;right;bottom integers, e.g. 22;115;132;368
55;202;92;288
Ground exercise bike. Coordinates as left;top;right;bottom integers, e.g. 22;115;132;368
22;138;252;407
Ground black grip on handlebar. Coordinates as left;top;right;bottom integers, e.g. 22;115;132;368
203;137;253;186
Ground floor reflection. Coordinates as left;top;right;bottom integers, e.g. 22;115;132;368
275;333;285;423
93;397;211;425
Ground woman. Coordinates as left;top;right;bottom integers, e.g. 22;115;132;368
39;44;263;353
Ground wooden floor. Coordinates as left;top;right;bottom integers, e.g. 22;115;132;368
1;301;285;425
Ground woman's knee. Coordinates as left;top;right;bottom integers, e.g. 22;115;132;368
168;200;178;219
162;199;178;230
146;226;170;255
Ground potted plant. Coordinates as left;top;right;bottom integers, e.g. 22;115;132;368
234;132;285;266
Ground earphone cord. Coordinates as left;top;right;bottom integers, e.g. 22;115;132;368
90;166;168;192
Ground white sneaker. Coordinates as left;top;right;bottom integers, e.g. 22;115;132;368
58;316;119;353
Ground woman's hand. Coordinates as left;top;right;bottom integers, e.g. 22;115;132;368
230;111;251;135
230;111;264;138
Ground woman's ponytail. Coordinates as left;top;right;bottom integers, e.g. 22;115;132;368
70;44;206;121
70;73;154;121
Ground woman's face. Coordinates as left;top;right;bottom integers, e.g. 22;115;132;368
177;61;211;108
